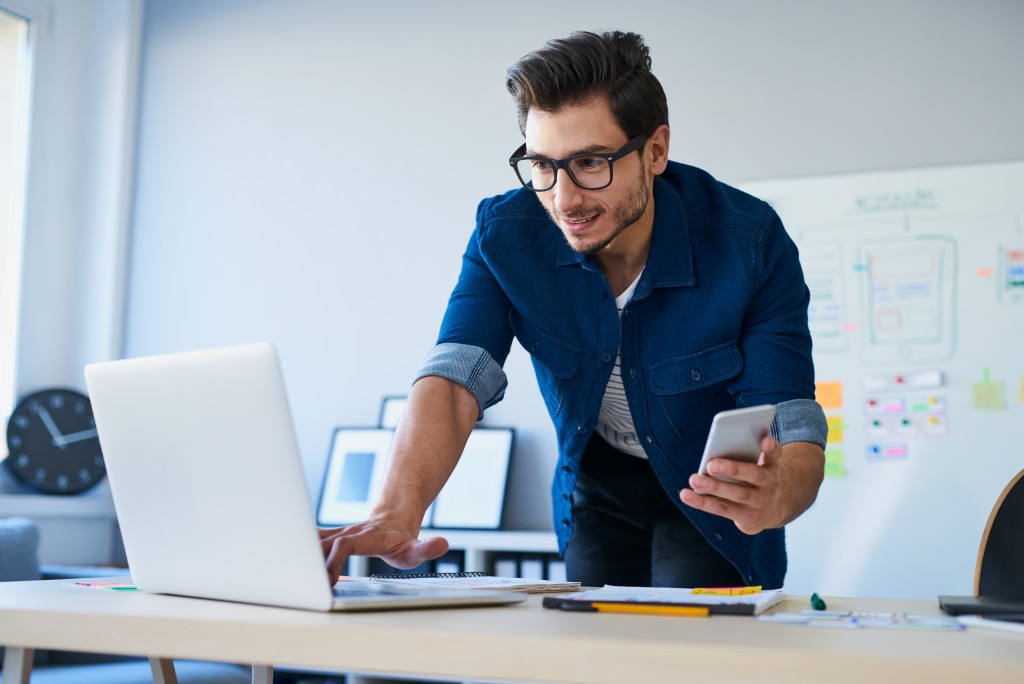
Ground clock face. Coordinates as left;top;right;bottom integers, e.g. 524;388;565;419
5;388;105;494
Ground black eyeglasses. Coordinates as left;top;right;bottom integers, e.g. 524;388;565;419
508;133;648;192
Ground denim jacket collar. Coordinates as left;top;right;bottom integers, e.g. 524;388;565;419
554;176;696;294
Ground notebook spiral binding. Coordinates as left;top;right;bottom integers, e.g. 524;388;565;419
369;571;488;579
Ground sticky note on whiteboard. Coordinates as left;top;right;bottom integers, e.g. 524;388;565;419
863;370;943;393
866;442;908;462
824;448;846;477
825;416;844;443
973;381;1006;410
815;381;843;409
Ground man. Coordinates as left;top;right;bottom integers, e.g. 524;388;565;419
321;31;827;589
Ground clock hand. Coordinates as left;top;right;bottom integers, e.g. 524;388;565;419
62;427;99;444
33;406;68;448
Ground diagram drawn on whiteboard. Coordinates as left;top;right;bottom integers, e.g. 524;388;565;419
739;161;1024;602
999;242;1024;303
859;236;956;364
801;241;848;353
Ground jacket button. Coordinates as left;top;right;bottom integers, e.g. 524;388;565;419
601;352;612;363
577;425;588;433
562;518;571;527
715;533;723;541
691;369;702;381
531;342;539;352
561;465;572;473
562;493;570;501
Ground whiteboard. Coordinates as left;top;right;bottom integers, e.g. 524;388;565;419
741;161;1024;599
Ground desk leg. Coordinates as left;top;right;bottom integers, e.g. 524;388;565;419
149;657;179;684
2;647;34;684
251;664;273;684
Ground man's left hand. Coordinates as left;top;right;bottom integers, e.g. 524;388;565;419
679;436;823;535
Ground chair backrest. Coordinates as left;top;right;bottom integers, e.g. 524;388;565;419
974;468;1024;598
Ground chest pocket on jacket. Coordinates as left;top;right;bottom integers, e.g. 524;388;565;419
650;342;742;438
510;312;582;417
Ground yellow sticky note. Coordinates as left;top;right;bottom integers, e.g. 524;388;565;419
815;381;843;410
973;381;1006;410
826;416;844;443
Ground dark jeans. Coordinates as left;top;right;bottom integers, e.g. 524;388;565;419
564;433;743;588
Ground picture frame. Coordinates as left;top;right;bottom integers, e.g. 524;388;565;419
378;395;408;429
315;427;395;526
427;427;514;530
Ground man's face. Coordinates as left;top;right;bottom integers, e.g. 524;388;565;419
523;98;652;255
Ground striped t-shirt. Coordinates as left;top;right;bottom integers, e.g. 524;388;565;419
596;272;648;459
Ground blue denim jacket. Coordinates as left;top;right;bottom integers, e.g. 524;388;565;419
417;161;827;588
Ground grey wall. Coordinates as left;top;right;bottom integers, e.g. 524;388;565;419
126;0;1024;533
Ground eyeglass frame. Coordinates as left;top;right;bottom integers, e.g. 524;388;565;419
508;133;649;192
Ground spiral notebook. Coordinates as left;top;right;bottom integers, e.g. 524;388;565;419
369;571;581;593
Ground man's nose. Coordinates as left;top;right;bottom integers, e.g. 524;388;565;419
551;169;584;212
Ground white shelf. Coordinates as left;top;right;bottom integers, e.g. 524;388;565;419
0;489;115;519
348;529;558;576
0;484;119;565
430;529;557;553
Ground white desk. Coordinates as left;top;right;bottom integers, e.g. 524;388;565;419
1;578;1023;684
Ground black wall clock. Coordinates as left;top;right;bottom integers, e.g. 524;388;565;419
4;388;106;494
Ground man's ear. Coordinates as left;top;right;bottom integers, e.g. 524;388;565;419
647;124;670;175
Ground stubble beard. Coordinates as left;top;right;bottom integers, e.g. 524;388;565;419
551;165;651;255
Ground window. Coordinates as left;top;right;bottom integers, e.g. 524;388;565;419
0;8;30;427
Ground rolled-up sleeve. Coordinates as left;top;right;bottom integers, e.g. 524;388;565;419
414;343;508;420
770;398;828;449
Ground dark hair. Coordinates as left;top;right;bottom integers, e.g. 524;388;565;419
505;31;669;139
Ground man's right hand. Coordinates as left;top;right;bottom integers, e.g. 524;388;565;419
317;375;477;584
318;519;449;583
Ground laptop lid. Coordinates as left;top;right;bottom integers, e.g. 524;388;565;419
938;595;1024;616
84;343;524;612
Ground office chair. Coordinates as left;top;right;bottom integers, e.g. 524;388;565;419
974;467;1024;598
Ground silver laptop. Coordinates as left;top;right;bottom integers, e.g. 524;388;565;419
84;343;525;612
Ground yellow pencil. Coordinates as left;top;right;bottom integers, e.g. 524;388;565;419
691;585;762;596
589;602;710;617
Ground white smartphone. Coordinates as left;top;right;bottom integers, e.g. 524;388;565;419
697;405;776;477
